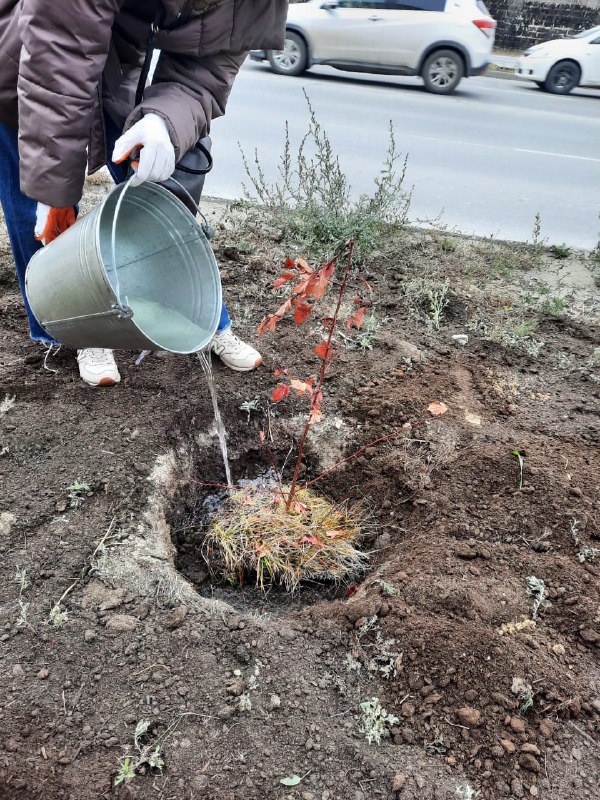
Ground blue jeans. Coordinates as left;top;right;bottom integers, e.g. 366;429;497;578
0;121;230;346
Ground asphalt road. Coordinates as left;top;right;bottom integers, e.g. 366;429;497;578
206;61;600;250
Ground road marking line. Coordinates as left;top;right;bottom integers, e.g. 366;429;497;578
514;147;600;163
406;135;600;163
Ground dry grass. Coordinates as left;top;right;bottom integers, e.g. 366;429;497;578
203;486;368;591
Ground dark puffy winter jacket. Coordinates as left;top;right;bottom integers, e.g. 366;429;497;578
0;0;287;206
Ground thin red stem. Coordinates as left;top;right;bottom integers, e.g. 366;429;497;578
285;239;355;511
302;428;412;490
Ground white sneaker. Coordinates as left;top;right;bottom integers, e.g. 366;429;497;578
76;349;121;387
210;328;263;372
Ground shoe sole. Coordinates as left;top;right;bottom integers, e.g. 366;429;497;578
81;377;120;387
222;356;263;373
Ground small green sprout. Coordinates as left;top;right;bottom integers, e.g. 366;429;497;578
239;398;260;422
67;480;91;508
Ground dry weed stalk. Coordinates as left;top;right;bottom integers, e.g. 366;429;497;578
204;486;368;591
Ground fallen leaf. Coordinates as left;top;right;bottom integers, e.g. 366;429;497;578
273;369;288;377
428;401;449;416
280;776;302;787
346;585;358;598
258;431;266;442
297;536;324;548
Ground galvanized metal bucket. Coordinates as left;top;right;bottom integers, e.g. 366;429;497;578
25;180;222;353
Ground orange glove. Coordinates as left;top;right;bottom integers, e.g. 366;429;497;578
34;204;76;245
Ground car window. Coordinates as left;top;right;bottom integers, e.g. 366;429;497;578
476;0;491;14
591;36;600;45
336;1;389;8
388;0;446;10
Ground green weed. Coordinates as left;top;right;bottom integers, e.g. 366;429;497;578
239;92;411;263
549;243;571;260
359;697;399;745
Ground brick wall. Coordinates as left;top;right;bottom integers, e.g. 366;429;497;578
486;0;600;50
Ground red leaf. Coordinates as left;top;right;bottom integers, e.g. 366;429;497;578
315;340;333;361
257;298;293;336
258;430;266;442
296;257;313;275
274;297;293;319
293;300;313;325
346;585;358;598
272;384;291;403
347;307;367;330
307;260;334;301
285;256;296;270
309;406;323;425
273;272;296;289
291;277;310;296
290;378;313;397
257;314;278;336
273;369;288;377
294;501;308;514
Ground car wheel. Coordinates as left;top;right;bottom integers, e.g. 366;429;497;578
267;32;308;77
421;49;464;94
543;61;580;94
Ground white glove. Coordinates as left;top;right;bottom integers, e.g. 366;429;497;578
112;113;176;187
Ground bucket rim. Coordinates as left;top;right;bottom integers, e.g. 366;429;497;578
94;181;222;354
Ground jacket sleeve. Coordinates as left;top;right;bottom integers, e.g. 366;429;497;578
124;49;246;162
17;0;122;207
125;0;287;161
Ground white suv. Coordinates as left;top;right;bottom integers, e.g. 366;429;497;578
515;26;600;94
250;0;496;94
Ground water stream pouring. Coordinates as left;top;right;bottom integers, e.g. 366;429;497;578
25;179;221;353
197;351;232;487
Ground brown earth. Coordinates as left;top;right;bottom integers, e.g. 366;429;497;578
0;174;599;800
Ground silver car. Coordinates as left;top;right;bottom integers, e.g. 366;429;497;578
251;0;496;94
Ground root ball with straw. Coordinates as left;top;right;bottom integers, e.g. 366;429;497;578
203;486;368;592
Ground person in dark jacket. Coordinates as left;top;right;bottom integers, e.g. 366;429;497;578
0;0;287;385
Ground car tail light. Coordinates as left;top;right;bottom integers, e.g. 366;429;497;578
472;18;496;38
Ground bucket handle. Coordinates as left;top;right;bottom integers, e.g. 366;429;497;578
109;176;135;315
160;176;215;239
